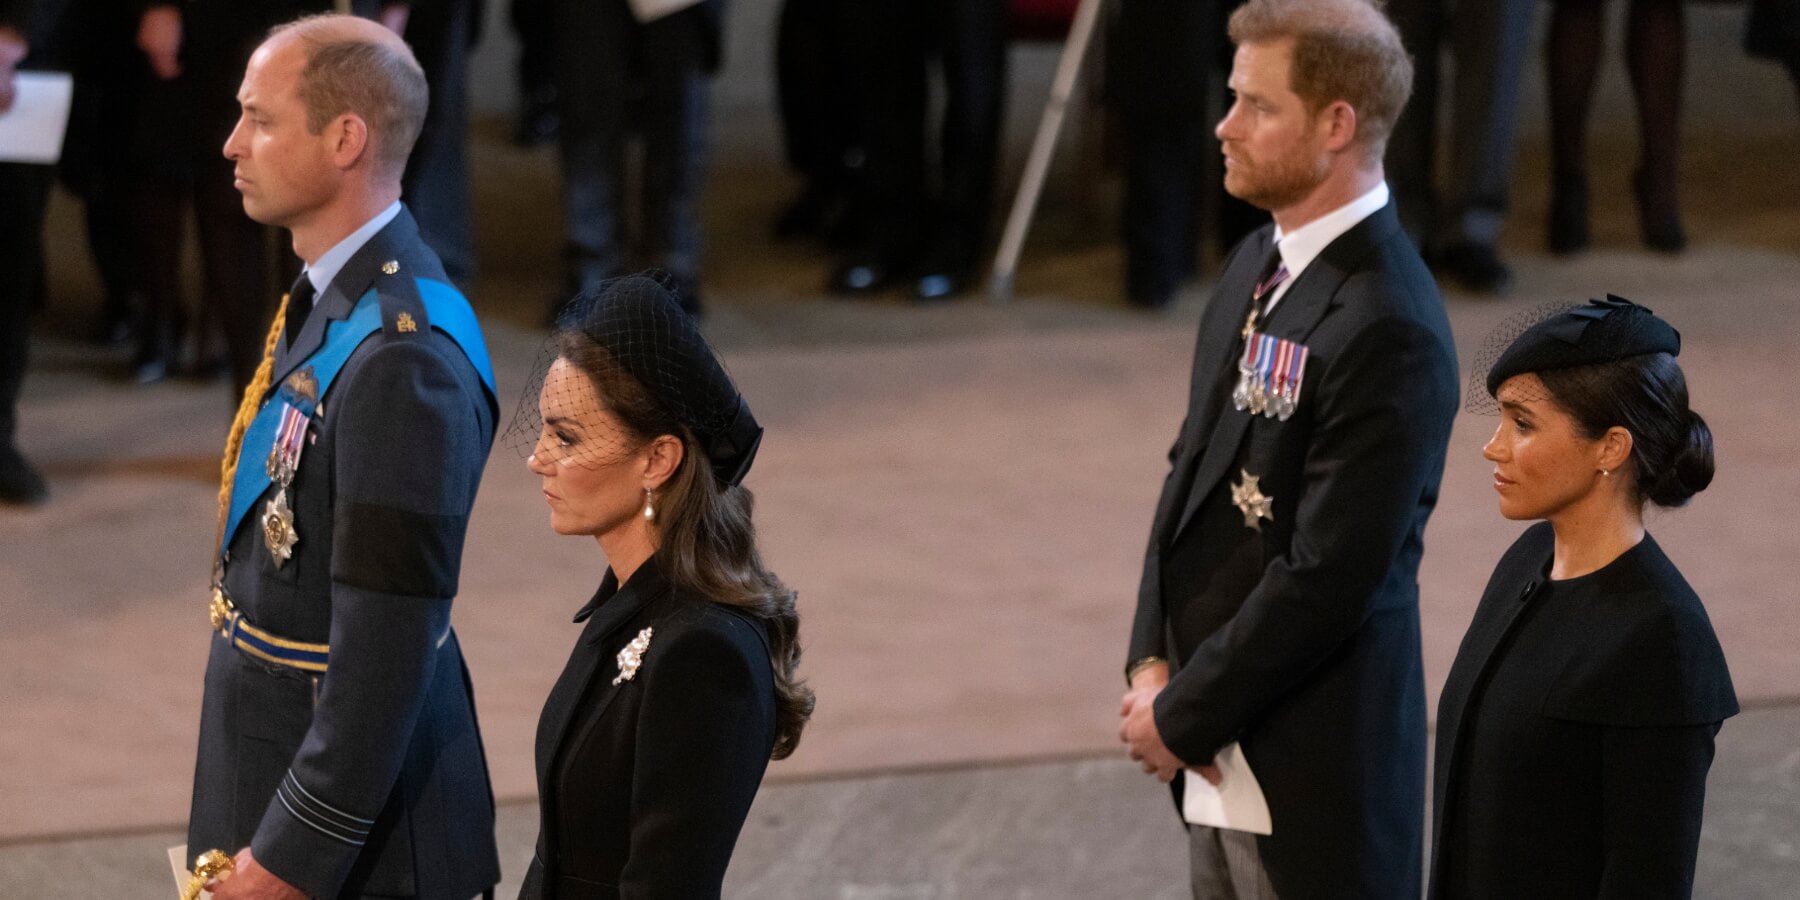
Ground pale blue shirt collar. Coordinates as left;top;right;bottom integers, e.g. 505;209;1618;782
1263;181;1389;313
302;200;403;299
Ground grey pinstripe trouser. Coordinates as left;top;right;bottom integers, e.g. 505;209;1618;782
1188;825;1279;900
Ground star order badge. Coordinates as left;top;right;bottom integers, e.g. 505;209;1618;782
1230;469;1275;531
262;490;299;566
612;627;654;685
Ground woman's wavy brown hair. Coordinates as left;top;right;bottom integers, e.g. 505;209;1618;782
558;332;813;759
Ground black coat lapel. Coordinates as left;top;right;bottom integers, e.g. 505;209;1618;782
1170;202;1403;542
1182;228;1274;452
266;207;434;395
542;562;672;767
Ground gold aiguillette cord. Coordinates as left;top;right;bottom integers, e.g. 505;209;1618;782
180;849;235;900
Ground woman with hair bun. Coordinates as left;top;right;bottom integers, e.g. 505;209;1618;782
510;275;813;899
1428;296;1737;899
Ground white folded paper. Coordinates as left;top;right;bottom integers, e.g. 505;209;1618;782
627;0;705;23
1181;741;1273;835
0;71;73;164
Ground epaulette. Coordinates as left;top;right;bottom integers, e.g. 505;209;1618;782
373;258;431;340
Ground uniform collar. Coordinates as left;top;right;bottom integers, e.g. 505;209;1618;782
302;200;403;299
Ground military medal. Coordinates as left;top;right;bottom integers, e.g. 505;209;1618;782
1233;331;1310;422
1230;469;1275;530
261;368;319;567
262;489;299;565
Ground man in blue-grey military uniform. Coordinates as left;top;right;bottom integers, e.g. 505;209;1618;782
188;14;500;899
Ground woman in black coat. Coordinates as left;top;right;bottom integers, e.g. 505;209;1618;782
511;276;814;899
1429;297;1737;899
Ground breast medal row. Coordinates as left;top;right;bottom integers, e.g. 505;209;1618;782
1232;330;1309;421
261;368;319;567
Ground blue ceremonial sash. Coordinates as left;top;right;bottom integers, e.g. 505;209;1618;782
222;278;496;555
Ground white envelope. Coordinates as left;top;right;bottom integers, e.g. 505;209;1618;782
0;71;73;164
1181;741;1273;835
627;0;705;23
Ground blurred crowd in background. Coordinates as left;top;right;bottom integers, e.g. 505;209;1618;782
3;0;1799;508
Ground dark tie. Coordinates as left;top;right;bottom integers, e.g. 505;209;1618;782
1243;245;1288;338
285;272;316;348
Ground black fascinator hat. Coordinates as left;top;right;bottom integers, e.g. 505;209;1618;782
507;275;763;486
1468;295;1682;413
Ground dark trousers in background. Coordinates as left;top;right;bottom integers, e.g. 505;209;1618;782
383;0;480;284
775;0;858;193
839;0;1007;271
129;57;278;397
554;0;712;290
512;0;556;103
0;163;54;455
1388;0;1537;251
1111;0;1262;306
1384;0;1444;242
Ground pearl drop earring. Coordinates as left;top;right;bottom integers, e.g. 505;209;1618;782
643;489;656;522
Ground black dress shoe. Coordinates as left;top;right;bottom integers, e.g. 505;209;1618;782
913;270;971;302
1547;177;1590;256
513;88;560;147
181;354;229;383
92;314;137;347
131;354;170;385
1435;241;1514;294
0;448;48;506
1633;169;1686;254
828;257;903;295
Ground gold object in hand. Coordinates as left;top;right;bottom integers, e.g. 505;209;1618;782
180;849;235;900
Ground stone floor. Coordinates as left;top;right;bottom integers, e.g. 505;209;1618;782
5;705;1797;898
3;0;1798;896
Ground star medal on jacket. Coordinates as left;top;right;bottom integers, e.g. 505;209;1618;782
261;368;319;567
1231;469;1275;531
1233;330;1310;421
613;627;654;685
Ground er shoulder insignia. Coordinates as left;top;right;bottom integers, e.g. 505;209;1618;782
395;311;418;333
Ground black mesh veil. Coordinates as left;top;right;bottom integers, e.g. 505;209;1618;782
1465;296;1681;415
504;275;764;485
1464;302;1579;414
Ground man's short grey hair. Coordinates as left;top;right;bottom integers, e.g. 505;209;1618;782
270;16;429;178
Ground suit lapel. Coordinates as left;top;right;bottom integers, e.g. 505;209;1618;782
1169;202;1402;543
1182;228;1274;452
266;209;428;396
543;563;673;763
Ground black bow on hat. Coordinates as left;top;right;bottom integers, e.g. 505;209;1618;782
1485;295;1682;396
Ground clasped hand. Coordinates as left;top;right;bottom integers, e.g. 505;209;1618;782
1118;665;1220;787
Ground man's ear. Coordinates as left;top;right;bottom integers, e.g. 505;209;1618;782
1322;100;1358;152
331;113;372;170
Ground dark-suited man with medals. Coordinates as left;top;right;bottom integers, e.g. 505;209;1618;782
1118;2;1459;898
186;16;500;899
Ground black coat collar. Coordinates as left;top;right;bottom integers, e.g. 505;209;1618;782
538;558;675;778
